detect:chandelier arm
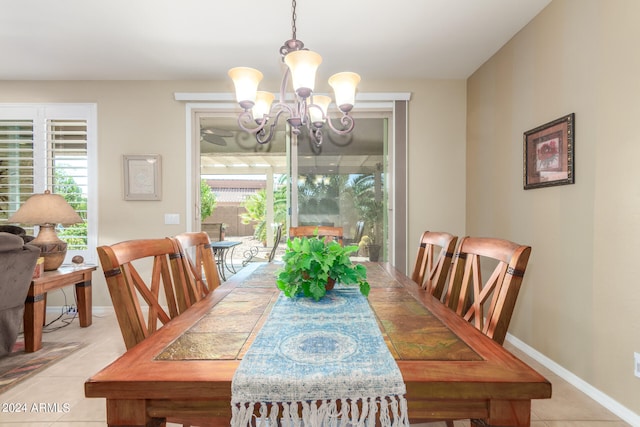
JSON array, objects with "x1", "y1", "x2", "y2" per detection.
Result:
[
  {"x1": 255, "y1": 107, "x2": 290, "y2": 144},
  {"x1": 323, "y1": 113, "x2": 356, "y2": 135},
  {"x1": 237, "y1": 111, "x2": 269, "y2": 135},
  {"x1": 309, "y1": 126, "x2": 323, "y2": 147},
  {"x1": 298, "y1": 98, "x2": 308, "y2": 127},
  {"x1": 279, "y1": 68, "x2": 291, "y2": 103},
  {"x1": 255, "y1": 121, "x2": 278, "y2": 145},
  {"x1": 272, "y1": 102, "x2": 295, "y2": 120}
]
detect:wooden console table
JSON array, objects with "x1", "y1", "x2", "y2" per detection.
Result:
[{"x1": 23, "y1": 264, "x2": 97, "y2": 352}]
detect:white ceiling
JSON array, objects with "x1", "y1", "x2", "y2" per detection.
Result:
[
  {"x1": 1, "y1": 0, "x2": 551, "y2": 81},
  {"x1": 3, "y1": 0, "x2": 552, "y2": 174}
]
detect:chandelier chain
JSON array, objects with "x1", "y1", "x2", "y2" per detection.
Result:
[{"x1": 291, "y1": 0, "x2": 297, "y2": 40}]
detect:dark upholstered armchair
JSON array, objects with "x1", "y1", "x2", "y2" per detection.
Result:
[
  {"x1": 0, "y1": 225, "x2": 35, "y2": 243},
  {"x1": 0, "y1": 232, "x2": 40, "y2": 356}
]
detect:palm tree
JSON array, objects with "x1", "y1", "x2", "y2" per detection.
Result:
[{"x1": 350, "y1": 173, "x2": 384, "y2": 244}]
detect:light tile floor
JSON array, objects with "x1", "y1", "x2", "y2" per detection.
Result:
[{"x1": 0, "y1": 311, "x2": 631, "y2": 426}]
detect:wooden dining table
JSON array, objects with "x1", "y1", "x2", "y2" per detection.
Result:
[{"x1": 84, "y1": 261, "x2": 551, "y2": 427}]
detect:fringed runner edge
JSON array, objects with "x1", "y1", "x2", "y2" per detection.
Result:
[{"x1": 231, "y1": 394, "x2": 410, "y2": 427}]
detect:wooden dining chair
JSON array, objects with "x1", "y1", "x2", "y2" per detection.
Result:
[
  {"x1": 443, "y1": 236, "x2": 532, "y2": 345},
  {"x1": 172, "y1": 231, "x2": 221, "y2": 301},
  {"x1": 98, "y1": 238, "x2": 223, "y2": 427},
  {"x1": 410, "y1": 231, "x2": 458, "y2": 300},
  {"x1": 96, "y1": 238, "x2": 191, "y2": 350},
  {"x1": 289, "y1": 225, "x2": 344, "y2": 245},
  {"x1": 436, "y1": 236, "x2": 531, "y2": 427}
]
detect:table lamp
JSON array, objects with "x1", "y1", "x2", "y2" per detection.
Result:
[{"x1": 8, "y1": 190, "x2": 83, "y2": 271}]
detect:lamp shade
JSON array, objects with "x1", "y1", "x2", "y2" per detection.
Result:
[
  {"x1": 228, "y1": 67, "x2": 264, "y2": 110},
  {"x1": 309, "y1": 95, "x2": 331, "y2": 125},
  {"x1": 252, "y1": 91, "x2": 275, "y2": 121},
  {"x1": 284, "y1": 50, "x2": 322, "y2": 98},
  {"x1": 8, "y1": 190, "x2": 82, "y2": 271},
  {"x1": 329, "y1": 72, "x2": 361, "y2": 112},
  {"x1": 8, "y1": 190, "x2": 82, "y2": 225}
]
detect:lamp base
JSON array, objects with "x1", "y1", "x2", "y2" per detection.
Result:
[{"x1": 29, "y1": 224, "x2": 68, "y2": 271}]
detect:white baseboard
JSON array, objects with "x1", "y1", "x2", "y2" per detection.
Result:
[
  {"x1": 90, "y1": 306, "x2": 115, "y2": 316},
  {"x1": 506, "y1": 333, "x2": 640, "y2": 426}
]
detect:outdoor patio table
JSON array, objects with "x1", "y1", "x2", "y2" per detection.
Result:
[{"x1": 209, "y1": 240, "x2": 241, "y2": 280}]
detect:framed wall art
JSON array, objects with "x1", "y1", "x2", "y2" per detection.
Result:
[
  {"x1": 123, "y1": 154, "x2": 162, "y2": 200},
  {"x1": 523, "y1": 113, "x2": 575, "y2": 190}
]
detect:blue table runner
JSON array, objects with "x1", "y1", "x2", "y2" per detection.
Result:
[{"x1": 230, "y1": 286, "x2": 409, "y2": 427}]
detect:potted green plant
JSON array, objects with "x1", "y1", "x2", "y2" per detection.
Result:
[
  {"x1": 366, "y1": 236, "x2": 382, "y2": 262},
  {"x1": 276, "y1": 234, "x2": 370, "y2": 301}
]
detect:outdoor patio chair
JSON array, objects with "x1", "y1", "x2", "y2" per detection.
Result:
[{"x1": 289, "y1": 226, "x2": 343, "y2": 245}]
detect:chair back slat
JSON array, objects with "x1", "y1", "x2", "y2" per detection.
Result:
[
  {"x1": 172, "y1": 232, "x2": 221, "y2": 303},
  {"x1": 289, "y1": 226, "x2": 344, "y2": 245},
  {"x1": 444, "y1": 236, "x2": 531, "y2": 345},
  {"x1": 411, "y1": 231, "x2": 458, "y2": 300},
  {"x1": 97, "y1": 237, "x2": 189, "y2": 350}
]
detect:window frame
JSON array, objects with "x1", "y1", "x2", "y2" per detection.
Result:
[{"x1": 0, "y1": 103, "x2": 98, "y2": 265}]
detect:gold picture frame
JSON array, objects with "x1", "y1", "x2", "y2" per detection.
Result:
[{"x1": 123, "y1": 154, "x2": 162, "y2": 200}]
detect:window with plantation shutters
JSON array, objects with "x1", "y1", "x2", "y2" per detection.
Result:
[{"x1": 0, "y1": 104, "x2": 97, "y2": 264}]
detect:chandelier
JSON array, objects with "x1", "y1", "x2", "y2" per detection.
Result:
[{"x1": 228, "y1": 0, "x2": 361, "y2": 147}]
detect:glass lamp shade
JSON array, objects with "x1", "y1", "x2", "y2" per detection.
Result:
[
  {"x1": 252, "y1": 91, "x2": 275, "y2": 121},
  {"x1": 228, "y1": 67, "x2": 264, "y2": 110},
  {"x1": 284, "y1": 50, "x2": 322, "y2": 99},
  {"x1": 7, "y1": 190, "x2": 82, "y2": 270},
  {"x1": 308, "y1": 95, "x2": 332, "y2": 125},
  {"x1": 328, "y1": 72, "x2": 361, "y2": 112}
]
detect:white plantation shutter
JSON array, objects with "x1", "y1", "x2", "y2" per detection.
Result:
[
  {"x1": 0, "y1": 119, "x2": 35, "y2": 217},
  {"x1": 0, "y1": 104, "x2": 97, "y2": 264},
  {"x1": 48, "y1": 119, "x2": 89, "y2": 250}
]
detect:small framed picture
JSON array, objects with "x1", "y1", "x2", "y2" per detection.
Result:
[
  {"x1": 523, "y1": 113, "x2": 575, "y2": 190},
  {"x1": 123, "y1": 154, "x2": 162, "y2": 200}
]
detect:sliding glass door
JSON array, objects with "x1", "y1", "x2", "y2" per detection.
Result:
[
  {"x1": 291, "y1": 117, "x2": 389, "y2": 260},
  {"x1": 192, "y1": 110, "x2": 392, "y2": 262}
]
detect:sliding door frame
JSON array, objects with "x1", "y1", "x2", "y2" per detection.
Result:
[{"x1": 177, "y1": 93, "x2": 410, "y2": 272}]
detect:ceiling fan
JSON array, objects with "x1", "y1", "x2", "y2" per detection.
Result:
[{"x1": 200, "y1": 127, "x2": 234, "y2": 147}]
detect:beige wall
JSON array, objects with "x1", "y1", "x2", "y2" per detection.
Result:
[
  {"x1": 467, "y1": 0, "x2": 640, "y2": 415},
  {"x1": 0, "y1": 80, "x2": 217, "y2": 307},
  {"x1": 0, "y1": 78, "x2": 467, "y2": 324},
  {"x1": 405, "y1": 80, "x2": 468, "y2": 255}
]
